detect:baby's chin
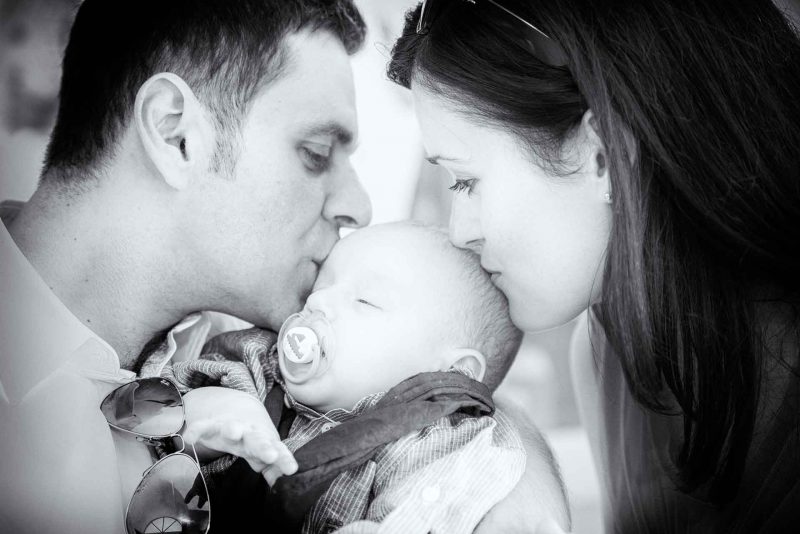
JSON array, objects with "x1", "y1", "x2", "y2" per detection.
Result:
[{"x1": 284, "y1": 378, "x2": 350, "y2": 413}]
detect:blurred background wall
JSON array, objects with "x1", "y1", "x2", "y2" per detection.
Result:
[{"x1": 0, "y1": 0, "x2": 73, "y2": 200}]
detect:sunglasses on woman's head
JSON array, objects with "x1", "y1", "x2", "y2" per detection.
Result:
[
  {"x1": 101, "y1": 377, "x2": 211, "y2": 534},
  {"x1": 416, "y1": 0, "x2": 569, "y2": 67}
]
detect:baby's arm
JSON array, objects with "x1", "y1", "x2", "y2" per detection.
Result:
[
  {"x1": 333, "y1": 414, "x2": 526, "y2": 534},
  {"x1": 181, "y1": 386, "x2": 297, "y2": 480}
]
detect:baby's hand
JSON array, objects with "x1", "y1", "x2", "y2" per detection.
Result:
[{"x1": 181, "y1": 386, "x2": 298, "y2": 483}]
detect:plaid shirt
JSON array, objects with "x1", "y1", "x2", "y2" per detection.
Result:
[{"x1": 155, "y1": 328, "x2": 526, "y2": 534}]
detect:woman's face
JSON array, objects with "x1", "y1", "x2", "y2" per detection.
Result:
[{"x1": 413, "y1": 87, "x2": 613, "y2": 332}]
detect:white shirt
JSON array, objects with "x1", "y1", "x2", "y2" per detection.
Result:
[{"x1": 0, "y1": 203, "x2": 245, "y2": 533}]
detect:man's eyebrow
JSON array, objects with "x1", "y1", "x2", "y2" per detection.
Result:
[{"x1": 300, "y1": 122, "x2": 356, "y2": 147}]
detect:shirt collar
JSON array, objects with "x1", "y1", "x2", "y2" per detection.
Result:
[
  {"x1": 0, "y1": 202, "x2": 242, "y2": 404},
  {"x1": 0, "y1": 207, "x2": 128, "y2": 403},
  {"x1": 138, "y1": 312, "x2": 206, "y2": 378}
]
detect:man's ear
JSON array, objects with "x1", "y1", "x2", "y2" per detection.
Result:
[
  {"x1": 445, "y1": 348, "x2": 487, "y2": 382},
  {"x1": 580, "y1": 109, "x2": 612, "y2": 204},
  {"x1": 134, "y1": 72, "x2": 214, "y2": 190}
]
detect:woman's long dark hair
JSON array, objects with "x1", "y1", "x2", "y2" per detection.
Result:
[{"x1": 389, "y1": 0, "x2": 800, "y2": 504}]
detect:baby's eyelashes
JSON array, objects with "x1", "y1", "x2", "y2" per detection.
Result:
[{"x1": 356, "y1": 298, "x2": 380, "y2": 310}]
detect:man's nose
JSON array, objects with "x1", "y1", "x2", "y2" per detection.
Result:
[
  {"x1": 324, "y1": 164, "x2": 372, "y2": 229},
  {"x1": 449, "y1": 194, "x2": 483, "y2": 252}
]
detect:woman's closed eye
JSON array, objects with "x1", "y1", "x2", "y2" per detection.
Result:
[
  {"x1": 448, "y1": 177, "x2": 478, "y2": 196},
  {"x1": 299, "y1": 142, "x2": 332, "y2": 174}
]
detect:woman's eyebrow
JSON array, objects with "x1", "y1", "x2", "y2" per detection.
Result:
[{"x1": 425, "y1": 155, "x2": 466, "y2": 165}]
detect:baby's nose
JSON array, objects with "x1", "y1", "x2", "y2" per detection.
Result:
[{"x1": 304, "y1": 288, "x2": 330, "y2": 316}]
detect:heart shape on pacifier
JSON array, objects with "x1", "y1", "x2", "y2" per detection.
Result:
[
  {"x1": 277, "y1": 311, "x2": 334, "y2": 384},
  {"x1": 283, "y1": 326, "x2": 320, "y2": 363}
]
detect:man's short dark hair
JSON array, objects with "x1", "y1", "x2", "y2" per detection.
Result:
[{"x1": 44, "y1": 0, "x2": 365, "y2": 181}]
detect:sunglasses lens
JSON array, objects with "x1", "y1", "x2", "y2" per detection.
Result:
[
  {"x1": 101, "y1": 377, "x2": 184, "y2": 437},
  {"x1": 126, "y1": 453, "x2": 210, "y2": 534},
  {"x1": 417, "y1": 0, "x2": 448, "y2": 34},
  {"x1": 486, "y1": 1, "x2": 569, "y2": 66},
  {"x1": 417, "y1": 0, "x2": 431, "y2": 33}
]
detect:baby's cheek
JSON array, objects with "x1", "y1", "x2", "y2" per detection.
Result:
[
  {"x1": 324, "y1": 367, "x2": 388, "y2": 410},
  {"x1": 283, "y1": 370, "x2": 358, "y2": 411},
  {"x1": 284, "y1": 378, "x2": 331, "y2": 409},
  {"x1": 350, "y1": 361, "x2": 393, "y2": 388}
]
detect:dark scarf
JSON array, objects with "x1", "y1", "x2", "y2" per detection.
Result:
[{"x1": 209, "y1": 371, "x2": 493, "y2": 533}]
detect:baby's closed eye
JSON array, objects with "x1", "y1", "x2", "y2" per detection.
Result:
[{"x1": 356, "y1": 298, "x2": 380, "y2": 309}]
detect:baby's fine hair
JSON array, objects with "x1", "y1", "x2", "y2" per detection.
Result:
[{"x1": 400, "y1": 221, "x2": 523, "y2": 391}]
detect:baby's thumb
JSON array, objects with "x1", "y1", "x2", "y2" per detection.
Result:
[{"x1": 181, "y1": 421, "x2": 211, "y2": 445}]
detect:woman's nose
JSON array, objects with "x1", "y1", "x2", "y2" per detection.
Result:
[{"x1": 449, "y1": 195, "x2": 484, "y2": 252}]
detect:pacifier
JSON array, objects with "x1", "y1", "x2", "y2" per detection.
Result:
[{"x1": 277, "y1": 311, "x2": 335, "y2": 384}]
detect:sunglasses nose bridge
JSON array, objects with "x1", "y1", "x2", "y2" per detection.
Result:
[
  {"x1": 138, "y1": 433, "x2": 186, "y2": 478},
  {"x1": 174, "y1": 433, "x2": 186, "y2": 453}
]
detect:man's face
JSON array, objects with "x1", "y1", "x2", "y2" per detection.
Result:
[{"x1": 186, "y1": 29, "x2": 371, "y2": 330}]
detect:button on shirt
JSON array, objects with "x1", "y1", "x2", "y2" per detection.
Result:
[{"x1": 0, "y1": 207, "x2": 244, "y2": 534}]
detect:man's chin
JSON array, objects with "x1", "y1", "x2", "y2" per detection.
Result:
[{"x1": 248, "y1": 298, "x2": 306, "y2": 332}]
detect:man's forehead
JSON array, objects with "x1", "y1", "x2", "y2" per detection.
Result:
[{"x1": 249, "y1": 29, "x2": 358, "y2": 141}]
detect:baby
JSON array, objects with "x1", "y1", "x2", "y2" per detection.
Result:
[{"x1": 173, "y1": 222, "x2": 570, "y2": 533}]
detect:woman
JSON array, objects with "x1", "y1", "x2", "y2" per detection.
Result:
[{"x1": 388, "y1": 1, "x2": 800, "y2": 532}]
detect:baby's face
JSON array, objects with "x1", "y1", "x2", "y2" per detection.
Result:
[{"x1": 283, "y1": 225, "x2": 466, "y2": 411}]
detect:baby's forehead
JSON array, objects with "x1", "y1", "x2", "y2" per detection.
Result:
[
  {"x1": 328, "y1": 224, "x2": 472, "y2": 287},
  {"x1": 337, "y1": 225, "x2": 460, "y2": 267}
]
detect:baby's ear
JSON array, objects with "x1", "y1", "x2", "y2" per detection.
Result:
[{"x1": 446, "y1": 348, "x2": 487, "y2": 382}]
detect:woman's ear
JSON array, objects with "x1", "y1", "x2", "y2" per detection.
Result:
[
  {"x1": 134, "y1": 72, "x2": 214, "y2": 190},
  {"x1": 445, "y1": 348, "x2": 487, "y2": 382},
  {"x1": 580, "y1": 109, "x2": 612, "y2": 204}
]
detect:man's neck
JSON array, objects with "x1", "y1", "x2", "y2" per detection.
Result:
[{"x1": 7, "y1": 183, "x2": 190, "y2": 369}]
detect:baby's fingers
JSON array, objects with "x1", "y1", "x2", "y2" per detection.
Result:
[
  {"x1": 220, "y1": 420, "x2": 246, "y2": 442},
  {"x1": 259, "y1": 445, "x2": 298, "y2": 487},
  {"x1": 183, "y1": 419, "x2": 245, "y2": 446},
  {"x1": 182, "y1": 420, "x2": 223, "y2": 446},
  {"x1": 240, "y1": 432, "x2": 292, "y2": 472},
  {"x1": 274, "y1": 443, "x2": 298, "y2": 476}
]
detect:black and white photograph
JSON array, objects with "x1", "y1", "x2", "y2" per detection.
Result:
[{"x1": 1, "y1": 1, "x2": 799, "y2": 533}]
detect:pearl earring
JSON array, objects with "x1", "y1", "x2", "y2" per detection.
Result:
[{"x1": 604, "y1": 192, "x2": 612, "y2": 204}]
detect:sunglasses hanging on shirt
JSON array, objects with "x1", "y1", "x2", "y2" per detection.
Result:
[{"x1": 101, "y1": 377, "x2": 211, "y2": 534}]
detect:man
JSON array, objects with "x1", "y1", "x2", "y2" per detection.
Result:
[
  {"x1": 0, "y1": 1, "x2": 370, "y2": 532},
  {"x1": 1, "y1": 0, "x2": 559, "y2": 532}
]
